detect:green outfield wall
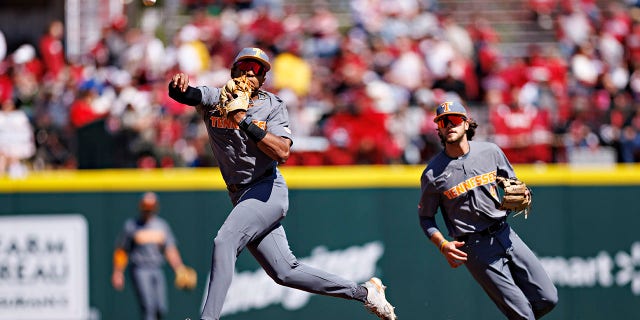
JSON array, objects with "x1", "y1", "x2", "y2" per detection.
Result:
[{"x1": 1, "y1": 164, "x2": 639, "y2": 320}]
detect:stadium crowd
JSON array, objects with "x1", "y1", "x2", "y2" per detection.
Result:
[{"x1": 1, "y1": 0, "x2": 640, "y2": 177}]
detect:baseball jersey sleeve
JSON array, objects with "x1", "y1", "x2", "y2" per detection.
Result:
[
  {"x1": 114, "y1": 219, "x2": 134, "y2": 252},
  {"x1": 494, "y1": 144, "x2": 516, "y2": 178},
  {"x1": 198, "y1": 86, "x2": 221, "y2": 108},
  {"x1": 418, "y1": 163, "x2": 444, "y2": 239},
  {"x1": 266, "y1": 95, "x2": 293, "y2": 142},
  {"x1": 160, "y1": 218, "x2": 177, "y2": 248}
]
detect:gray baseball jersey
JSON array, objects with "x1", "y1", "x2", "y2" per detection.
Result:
[
  {"x1": 116, "y1": 216, "x2": 176, "y2": 268},
  {"x1": 196, "y1": 86, "x2": 292, "y2": 185},
  {"x1": 418, "y1": 141, "x2": 515, "y2": 239}
]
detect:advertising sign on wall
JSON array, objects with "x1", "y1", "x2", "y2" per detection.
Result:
[{"x1": 0, "y1": 215, "x2": 89, "y2": 320}]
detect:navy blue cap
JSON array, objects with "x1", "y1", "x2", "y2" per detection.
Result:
[{"x1": 433, "y1": 101, "x2": 468, "y2": 122}]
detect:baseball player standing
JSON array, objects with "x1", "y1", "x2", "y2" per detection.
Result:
[
  {"x1": 111, "y1": 191, "x2": 196, "y2": 320},
  {"x1": 168, "y1": 47, "x2": 397, "y2": 320},
  {"x1": 417, "y1": 101, "x2": 558, "y2": 319}
]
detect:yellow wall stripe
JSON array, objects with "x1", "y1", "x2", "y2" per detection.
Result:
[{"x1": 1, "y1": 164, "x2": 639, "y2": 193}]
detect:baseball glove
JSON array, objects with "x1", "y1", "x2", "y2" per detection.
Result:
[
  {"x1": 496, "y1": 176, "x2": 532, "y2": 218},
  {"x1": 217, "y1": 76, "x2": 252, "y2": 118},
  {"x1": 174, "y1": 265, "x2": 197, "y2": 290}
]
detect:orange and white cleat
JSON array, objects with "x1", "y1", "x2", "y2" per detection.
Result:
[{"x1": 363, "y1": 277, "x2": 398, "y2": 320}]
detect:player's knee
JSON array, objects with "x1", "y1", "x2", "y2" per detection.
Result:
[
  {"x1": 273, "y1": 271, "x2": 293, "y2": 286},
  {"x1": 213, "y1": 233, "x2": 235, "y2": 251},
  {"x1": 272, "y1": 261, "x2": 300, "y2": 286},
  {"x1": 213, "y1": 231, "x2": 247, "y2": 258},
  {"x1": 213, "y1": 234, "x2": 226, "y2": 247}
]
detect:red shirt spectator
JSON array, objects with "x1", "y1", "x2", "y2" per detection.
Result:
[
  {"x1": 0, "y1": 69, "x2": 12, "y2": 103},
  {"x1": 247, "y1": 7, "x2": 285, "y2": 48},
  {"x1": 625, "y1": 23, "x2": 640, "y2": 62},
  {"x1": 155, "y1": 113, "x2": 183, "y2": 149},
  {"x1": 69, "y1": 89, "x2": 104, "y2": 128},
  {"x1": 490, "y1": 89, "x2": 553, "y2": 163},
  {"x1": 601, "y1": 2, "x2": 631, "y2": 43},
  {"x1": 322, "y1": 91, "x2": 400, "y2": 165},
  {"x1": 500, "y1": 58, "x2": 530, "y2": 89},
  {"x1": 39, "y1": 20, "x2": 66, "y2": 80}
]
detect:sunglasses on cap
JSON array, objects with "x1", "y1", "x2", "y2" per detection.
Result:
[
  {"x1": 234, "y1": 60, "x2": 264, "y2": 75},
  {"x1": 437, "y1": 115, "x2": 467, "y2": 129}
]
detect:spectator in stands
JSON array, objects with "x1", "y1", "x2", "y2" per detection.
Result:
[
  {"x1": 0, "y1": 98, "x2": 35, "y2": 178},
  {"x1": 69, "y1": 85, "x2": 113, "y2": 169},
  {"x1": 306, "y1": 6, "x2": 341, "y2": 57},
  {"x1": 11, "y1": 44, "x2": 42, "y2": 119},
  {"x1": 32, "y1": 112, "x2": 76, "y2": 170},
  {"x1": 69, "y1": 86, "x2": 105, "y2": 129},
  {"x1": 4, "y1": 0, "x2": 640, "y2": 168},
  {"x1": 0, "y1": 62, "x2": 13, "y2": 105},
  {"x1": 0, "y1": 29, "x2": 6, "y2": 63},
  {"x1": 490, "y1": 86, "x2": 553, "y2": 163},
  {"x1": 39, "y1": 20, "x2": 66, "y2": 81},
  {"x1": 272, "y1": 47, "x2": 312, "y2": 97},
  {"x1": 432, "y1": 60, "x2": 468, "y2": 102},
  {"x1": 620, "y1": 118, "x2": 640, "y2": 162},
  {"x1": 175, "y1": 24, "x2": 210, "y2": 77}
]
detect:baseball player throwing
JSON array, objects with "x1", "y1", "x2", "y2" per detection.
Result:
[
  {"x1": 168, "y1": 47, "x2": 397, "y2": 320},
  {"x1": 418, "y1": 101, "x2": 558, "y2": 319}
]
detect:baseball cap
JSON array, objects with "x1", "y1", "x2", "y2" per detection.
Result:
[
  {"x1": 139, "y1": 192, "x2": 158, "y2": 212},
  {"x1": 233, "y1": 47, "x2": 271, "y2": 72},
  {"x1": 433, "y1": 101, "x2": 468, "y2": 122}
]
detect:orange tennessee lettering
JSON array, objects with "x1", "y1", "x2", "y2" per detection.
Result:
[
  {"x1": 208, "y1": 117, "x2": 268, "y2": 131},
  {"x1": 463, "y1": 178, "x2": 476, "y2": 190},
  {"x1": 443, "y1": 189, "x2": 455, "y2": 199},
  {"x1": 209, "y1": 116, "x2": 240, "y2": 129},
  {"x1": 443, "y1": 170, "x2": 497, "y2": 200}
]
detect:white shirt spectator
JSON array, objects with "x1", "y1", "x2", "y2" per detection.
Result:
[
  {"x1": 559, "y1": 10, "x2": 592, "y2": 47},
  {"x1": 598, "y1": 32, "x2": 624, "y2": 66},
  {"x1": 387, "y1": 47, "x2": 427, "y2": 90},
  {"x1": 0, "y1": 29, "x2": 7, "y2": 62},
  {"x1": 422, "y1": 37, "x2": 456, "y2": 79},
  {"x1": 0, "y1": 101, "x2": 34, "y2": 160},
  {"x1": 0, "y1": 100, "x2": 34, "y2": 178}
]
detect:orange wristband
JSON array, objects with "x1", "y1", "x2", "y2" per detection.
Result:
[
  {"x1": 113, "y1": 249, "x2": 128, "y2": 270},
  {"x1": 439, "y1": 240, "x2": 449, "y2": 253}
]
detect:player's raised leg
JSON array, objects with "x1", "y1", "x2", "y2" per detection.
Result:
[{"x1": 247, "y1": 225, "x2": 398, "y2": 320}]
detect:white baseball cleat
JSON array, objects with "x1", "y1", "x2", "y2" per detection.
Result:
[{"x1": 363, "y1": 277, "x2": 398, "y2": 320}]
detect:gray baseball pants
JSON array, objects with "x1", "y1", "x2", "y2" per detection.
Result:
[
  {"x1": 130, "y1": 267, "x2": 168, "y2": 320},
  {"x1": 462, "y1": 224, "x2": 558, "y2": 319},
  {"x1": 200, "y1": 175, "x2": 361, "y2": 320}
]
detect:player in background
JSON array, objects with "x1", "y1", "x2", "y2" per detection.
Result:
[
  {"x1": 417, "y1": 101, "x2": 558, "y2": 319},
  {"x1": 168, "y1": 47, "x2": 397, "y2": 320},
  {"x1": 111, "y1": 191, "x2": 195, "y2": 320}
]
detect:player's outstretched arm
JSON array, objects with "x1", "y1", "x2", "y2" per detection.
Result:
[{"x1": 168, "y1": 72, "x2": 202, "y2": 106}]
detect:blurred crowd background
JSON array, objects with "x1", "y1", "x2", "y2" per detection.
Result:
[{"x1": 2, "y1": 0, "x2": 640, "y2": 178}]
